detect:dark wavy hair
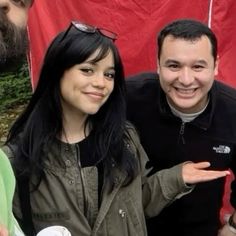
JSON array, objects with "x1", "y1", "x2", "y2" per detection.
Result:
[
  {"x1": 157, "y1": 19, "x2": 218, "y2": 62},
  {"x1": 6, "y1": 24, "x2": 138, "y2": 188}
]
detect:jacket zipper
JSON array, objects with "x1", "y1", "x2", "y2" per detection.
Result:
[
  {"x1": 76, "y1": 145, "x2": 89, "y2": 218},
  {"x1": 179, "y1": 122, "x2": 186, "y2": 144}
]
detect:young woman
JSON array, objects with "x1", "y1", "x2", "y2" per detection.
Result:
[{"x1": 4, "y1": 21, "x2": 229, "y2": 236}]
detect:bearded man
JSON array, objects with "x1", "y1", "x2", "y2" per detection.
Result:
[{"x1": 0, "y1": 1, "x2": 33, "y2": 235}]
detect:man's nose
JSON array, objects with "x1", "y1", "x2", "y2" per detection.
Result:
[
  {"x1": 179, "y1": 67, "x2": 194, "y2": 85},
  {"x1": 0, "y1": 0, "x2": 10, "y2": 14}
]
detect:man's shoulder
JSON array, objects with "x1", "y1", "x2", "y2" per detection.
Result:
[
  {"x1": 125, "y1": 72, "x2": 162, "y2": 120},
  {"x1": 126, "y1": 71, "x2": 159, "y2": 86},
  {"x1": 215, "y1": 80, "x2": 236, "y2": 103},
  {"x1": 125, "y1": 71, "x2": 160, "y2": 98}
]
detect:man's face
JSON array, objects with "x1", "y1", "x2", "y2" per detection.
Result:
[
  {"x1": 158, "y1": 35, "x2": 218, "y2": 114},
  {"x1": 0, "y1": 0, "x2": 32, "y2": 71}
]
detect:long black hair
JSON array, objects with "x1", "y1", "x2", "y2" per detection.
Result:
[{"x1": 6, "y1": 23, "x2": 138, "y2": 188}]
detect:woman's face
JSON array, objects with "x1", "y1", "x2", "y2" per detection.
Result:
[{"x1": 60, "y1": 49, "x2": 115, "y2": 119}]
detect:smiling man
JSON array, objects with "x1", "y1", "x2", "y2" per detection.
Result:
[
  {"x1": 0, "y1": 0, "x2": 33, "y2": 71},
  {"x1": 158, "y1": 34, "x2": 217, "y2": 114},
  {"x1": 126, "y1": 19, "x2": 236, "y2": 236}
]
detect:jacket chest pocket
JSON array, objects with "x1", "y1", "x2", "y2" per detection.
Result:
[{"x1": 107, "y1": 191, "x2": 145, "y2": 236}]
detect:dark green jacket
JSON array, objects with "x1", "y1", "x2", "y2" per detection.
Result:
[{"x1": 4, "y1": 126, "x2": 191, "y2": 236}]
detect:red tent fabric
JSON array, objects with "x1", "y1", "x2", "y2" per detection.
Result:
[
  {"x1": 210, "y1": 0, "x2": 236, "y2": 220},
  {"x1": 27, "y1": 0, "x2": 236, "y2": 222},
  {"x1": 28, "y1": 0, "x2": 210, "y2": 89},
  {"x1": 210, "y1": 0, "x2": 236, "y2": 87}
]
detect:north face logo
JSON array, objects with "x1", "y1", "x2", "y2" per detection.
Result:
[{"x1": 213, "y1": 145, "x2": 231, "y2": 154}]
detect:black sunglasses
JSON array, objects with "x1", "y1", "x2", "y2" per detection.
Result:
[{"x1": 61, "y1": 21, "x2": 118, "y2": 42}]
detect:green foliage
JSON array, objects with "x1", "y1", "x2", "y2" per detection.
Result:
[{"x1": 0, "y1": 61, "x2": 32, "y2": 112}]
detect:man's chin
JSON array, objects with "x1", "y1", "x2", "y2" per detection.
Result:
[{"x1": 0, "y1": 24, "x2": 28, "y2": 73}]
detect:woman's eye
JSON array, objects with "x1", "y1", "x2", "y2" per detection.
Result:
[
  {"x1": 80, "y1": 68, "x2": 93, "y2": 74},
  {"x1": 105, "y1": 72, "x2": 115, "y2": 80}
]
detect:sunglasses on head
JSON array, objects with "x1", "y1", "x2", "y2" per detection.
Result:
[{"x1": 61, "y1": 21, "x2": 118, "y2": 42}]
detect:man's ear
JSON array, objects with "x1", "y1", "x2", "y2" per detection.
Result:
[
  {"x1": 214, "y1": 55, "x2": 219, "y2": 77},
  {"x1": 157, "y1": 60, "x2": 160, "y2": 74}
]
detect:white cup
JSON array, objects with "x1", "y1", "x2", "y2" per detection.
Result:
[{"x1": 36, "y1": 226, "x2": 71, "y2": 236}]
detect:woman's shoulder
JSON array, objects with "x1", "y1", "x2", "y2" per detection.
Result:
[
  {"x1": 125, "y1": 122, "x2": 139, "y2": 139},
  {"x1": 124, "y1": 122, "x2": 143, "y2": 152}
]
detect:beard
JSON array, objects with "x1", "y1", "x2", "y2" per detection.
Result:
[{"x1": 0, "y1": 12, "x2": 28, "y2": 72}]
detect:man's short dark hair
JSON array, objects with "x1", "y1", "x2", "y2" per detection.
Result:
[{"x1": 157, "y1": 19, "x2": 218, "y2": 61}]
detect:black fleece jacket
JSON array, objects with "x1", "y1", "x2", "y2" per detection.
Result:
[{"x1": 126, "y1": 72, "x2": 236, "y2": 236}]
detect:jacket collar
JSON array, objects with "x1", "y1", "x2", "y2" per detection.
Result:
[{"x1": 158, "y1": 80, "x2": 217, "y2": 130}]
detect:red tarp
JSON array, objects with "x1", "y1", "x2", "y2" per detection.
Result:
[
  {"x1": 27, "y1": 0, "x2": 236, "y2": 221},
  {"x1": 210, "y1": 0, "x2": 236, "y2": 88},
  {"x1": 28, "y1": 0, "x2": 210, "y2": 89}
]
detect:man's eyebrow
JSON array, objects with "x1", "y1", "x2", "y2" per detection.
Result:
[
  {"x1": 164, "y1": 59, "x2": 180, "y2": 64},
  {"x1": 164, "y1": 59, "x2": 208, "y2": 65},
  {"x1": 195, "y1": 60, "x2": 208, "y2": 65}
]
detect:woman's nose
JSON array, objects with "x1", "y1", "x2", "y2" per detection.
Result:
[{"x1": 92, "y1": 74, "x2": 106, "y2": 88}]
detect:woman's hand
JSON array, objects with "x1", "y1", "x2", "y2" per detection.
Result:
[{"x1": 182, "y1": 162, "x2": 230, "y2": 184}]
